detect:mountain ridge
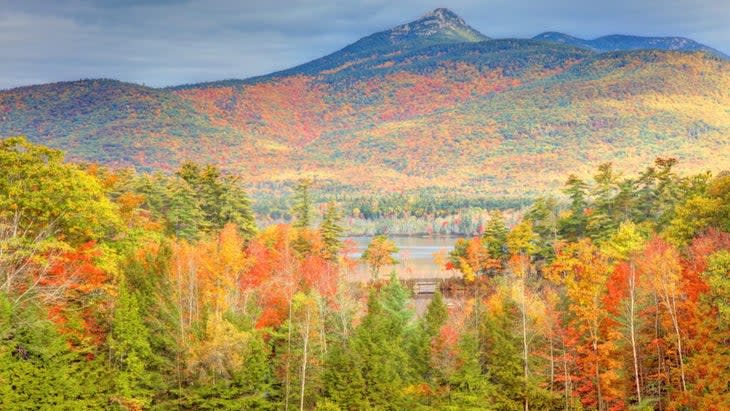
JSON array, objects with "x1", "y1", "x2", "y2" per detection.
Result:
[
  {"x1": 170, "y1": 8, "x2": 726, "y2": 89},
  {"x1": 532, "y1": 31, "x2": 729, "y2": 59},
  {"x1": 1, "y1": 8, "x2": 729, "y2": 201}
]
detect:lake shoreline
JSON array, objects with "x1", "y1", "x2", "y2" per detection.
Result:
[{"x1": 345, "y1": 233, "x2": 470, "y2": 239}]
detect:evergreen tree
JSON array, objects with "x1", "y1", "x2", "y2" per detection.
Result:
[
  {"x1": 220, "y1": 175, "x2": 258, "y2": 239},
  {"x1": 178, "y1": 163, "x2": 224, "y2": 229},
  {"x1": 122, "y1": 243, "x2": 182, "y2": 403},
  {"x1": 109, "y1": 279, "x2": 158, "y2": 409},
  {"x1": 587, "y1": 163, "x2": 620, "y2": 243},
  {"x1": 613, "y1": 178, "x2": 640, "y2": 223},
  {"x1": 653, "y1": 157, "x2": 682, "y2": 228},
  {"x1": 0, "y1": 294, "x2": 110, "y2": 409},
  {"x1": 635, "y1": 165, "x2": 659, "y2": 223},
  {"x1": 482, "y1": 210, "x2": 509, "y2": 262},
  {"x1": 423, "y1": 290, "x2": 448, "y2": 339},
  {"x1": 559, "y1": 174, "x2": 589, "y2": 241},
  {"x1": 413, "y1": 290, "x2": 449, "y2": 387},
  {"x1": 176, "y1": 161, "x2": 257, "y2": 238},
  {"x1": 322, "y1": 343, "x2": 367, "y2": 410},
  {"x1": 482, "y1": 294, "x2": 533, "y2": 410},
  {"x1": 446, "y1": 331, "x2": 496, "y2": 409},
  {"x1": 292, "y1": 178, "x2": 313, "y2": 229},
  {"x1": 292, "y1": 178, "x2": 314, "y2": 254},
  {"x1": 524, "y1": 196, "x2": 559, "y2": 261},
  {"x1": 704, "y1": 250, "x2": 730, "y2": 325},
  {"x1": 166, "y1": 177, "x2": 205, "y2": 241},
  {"x1": 320, "y1": 202, "x2": 344, "y2": 261},
  {"x1": 348, "y1": 275, "x2": 417, "y2": 409}
]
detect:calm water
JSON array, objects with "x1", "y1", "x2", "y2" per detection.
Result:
[{"x1": 343, "y1": 236, "x2": 464, "y2": 281}]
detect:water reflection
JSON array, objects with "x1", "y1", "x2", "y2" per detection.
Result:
[{"x1": 344, "y1": 236, "x2": 464, "y2": 281}]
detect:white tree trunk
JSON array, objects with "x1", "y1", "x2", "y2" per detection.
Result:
[
  {"x1": 628, "y1": 262, "x2": 642, "y2": 402},
  {"x1": 299, "y1": 306, "x2": 311, "y2": 411}
]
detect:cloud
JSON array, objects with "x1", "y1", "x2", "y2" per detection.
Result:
[{"x1": 0, "y1": 0, "x2": 728, "y2": 89}]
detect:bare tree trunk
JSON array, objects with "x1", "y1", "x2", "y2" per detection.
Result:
[
  {"x1": 176, "y1": 253, "x2": 185, "y2": 395},
  {"x1": 285, "y1": 299, "x2": 293, "y2": 411},
  {"x1": 591, "y1": 330, "x2": 603, "y2": 411},
  {"x1": 187, "y1": 257, "x2": 197, "y2": 328},
  {"x1": 667, "y1": 293, "x2": 687, "y2": 392},
  {"x1": 654, "y1": 293, "x2": 664, "y2": 410},
  {"x1": 299, "y1": 305, "x2": 311, "y2": 411},
  {"x1": 549, "y1": 332, "x2": 555, "y2": 391},
  {"x1": 318, "y1": 297, "x2": 327, "y2": 356},
  {"x1": 473, "y1": 278, "x2": 478, "y2": 346},
  {"x1": 628, "y1": 262, "x2": 642, "y2": 402},
  {"x1": 520, "y1": 275, "x2": 530, "y2": 411},
  {"x1": 562, "y1": 344, "x2": 570, "y2": 411}
]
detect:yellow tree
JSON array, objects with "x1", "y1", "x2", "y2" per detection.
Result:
[
  {"x1": 447, "y1": 237, "x2": 497, "y2": 282},
  {"x1": 636, "y1": 237, "x2": 688, "y2": 394},
  {"x1": 601, "y1": 222, "x2": 646, "y2": 404},
  {"x1": 547, "y1": 239, "x2": 622, "y2": 410},
  {"x1": 361, "y1": 235, "x2": 399, "y2": 281},
  {"x1": 199, "y1": 223, "x2": 248, "y2": 320}
]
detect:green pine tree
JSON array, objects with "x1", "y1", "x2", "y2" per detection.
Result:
[
  {"x1": 524, "y1": 196, "x2": 560, "y2": 261},
  {"x1": 322, "y1": 343, "x2": 367, "y2": 410},
  {"x1": 166, "y1": 177, "x2": 206, "y2": 241},
  {"x1": 292, "y1": 178, "x2": 313, "y2": 229},
  {"x1": 122, "y1": 242, "x2": 183, "y2": 405},
  {"x1": 292, "y1": 178, "x2": 314, "y2": 254},
  {"x1": 109, "y1": 278, "x2": 157, "y2": 409},
  {"x1": 587, "y1": 163, "x2": 620, "y2": 243},
  {"x1": 482, "y1": 211, "x2": 509, "y2": 263},
  {"x1": 320, "y1": 202, "x2": 344, "y2": 261},
  {"x1": 0, "y1": 294, "x2": 110, "y2": 410},
  {"x1": 347, "y1": 274, "x2": 418, "y2": 409},
  {"x1": 220, "y1": 175, "x2": 258, "y2": 239},
  {"x1": 176, "y1": 161, "x2": 257, "y2": 238},
  {"x1": 559, "y1": 174, "x2": 589, "y2": 241},
  {"x1": 446, "y1": 331, "x2": 497, "y2": 410},
  {"x1": 413, "y1": 290, "x2": 449, "y2": 389}
]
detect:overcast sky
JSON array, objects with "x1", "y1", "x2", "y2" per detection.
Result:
[{"x1": 1, "y1": 0, "x2": 728, "y2": 89}]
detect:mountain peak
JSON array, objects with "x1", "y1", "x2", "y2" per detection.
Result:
[
  {"x1": 419, "y1": 8, "x2": 463, "y2": 23},
  {"x1": 388, "y1": 8, "x2": 489, "y2": 45}
]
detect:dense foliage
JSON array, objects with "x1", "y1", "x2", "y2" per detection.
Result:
[{"x1": 1, "y1": 138, "x2": 729, "y2": 410}]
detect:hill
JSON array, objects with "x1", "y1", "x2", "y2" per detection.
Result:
[
  {"x1": 533, "y1": 32, "x2": 729, "y2": 58},
  {"x1": 1, "y1": 8, "x2": 729, "y2": 203}
]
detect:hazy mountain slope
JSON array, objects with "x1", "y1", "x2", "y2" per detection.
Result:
[{"x1": 533, "y1": 32, "x2": 729, "y2": 58}]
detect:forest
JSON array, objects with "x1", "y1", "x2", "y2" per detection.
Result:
[{"x1": 1, "y1": 136, "x2": 729, "y2": 410}]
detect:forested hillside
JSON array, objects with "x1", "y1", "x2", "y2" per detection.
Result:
[
  {"x1": 532, "y1": 32, "x2": 729, "y2": 58},
  {"x1": 2, "y1": 137, "x2": 730, "y2": 410},
  {"x1": 1, "y1": 9, "x2": 728, "y2": 203}
]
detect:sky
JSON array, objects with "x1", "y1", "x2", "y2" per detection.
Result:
[{"x1": 1, "y1": 0, "x2": 729, "y2": 89}]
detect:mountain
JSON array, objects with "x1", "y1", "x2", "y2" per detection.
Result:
[
  {"x1": 2, "y1": 8, "x2": 729, "y2": 202},
  {"x1": 178, "y1": 8, "x2": 490, "y2": 87},
  {"x1": 533, "y1": 32, "x2": 729, "y2": 58}
]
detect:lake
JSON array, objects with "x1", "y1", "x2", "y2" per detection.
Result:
[{"x1": 343, "y1": 236, "x2": 465, "y2": 281}]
